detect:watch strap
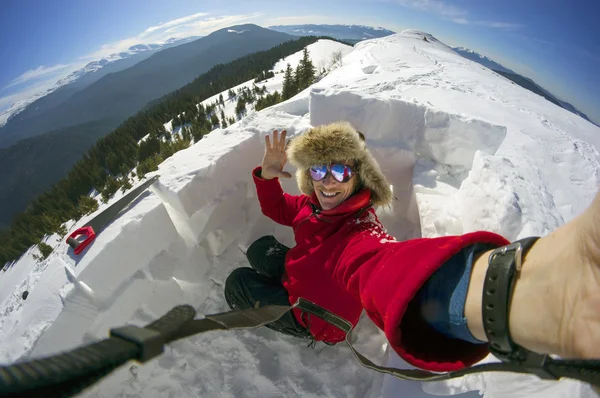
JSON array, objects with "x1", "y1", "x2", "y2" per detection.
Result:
[{"x1": 482, "y1": 237, "x2": 560, "y2": 379}]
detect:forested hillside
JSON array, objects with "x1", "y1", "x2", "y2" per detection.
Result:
[{"x1": 0, "y1": 36, "x2": 324, "y2": 266}]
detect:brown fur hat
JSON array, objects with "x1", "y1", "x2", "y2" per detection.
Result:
[{"x1": 286, "y1": 121, "x2": 393, "y2": 206}]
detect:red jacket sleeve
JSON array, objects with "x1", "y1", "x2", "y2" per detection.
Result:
[
  {"x1": 252, "y1": 166, "x2": 307, "y2": 227},
  {"x1": 334, "y1": 227, "x2": 510, "y2": 372}
]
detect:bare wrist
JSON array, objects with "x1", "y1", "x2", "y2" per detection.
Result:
[{"x1": 257, "y1": 167, "x2": 274, "y2": 180}]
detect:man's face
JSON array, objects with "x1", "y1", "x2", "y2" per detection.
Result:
[{"x1": 311, "y1": 162, "x2": 358, "y2": 210}]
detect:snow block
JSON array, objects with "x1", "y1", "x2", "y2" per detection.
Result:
[
  {"x1": 29, "y1": 285, "x2": 100, "y2": 357},
  {"x1": 273, "y1": 94, "x2": 310, "y2": 116},
  {"x1": 422, "y1": 108, "x2": 506, "y2": 168},
  {"x1": 369, "y1": 146, "x2": 422, "y2": 241},
  {"x1": 31, "y1": 237, "x2": 210, "y2": 357},
  {"x1": 83, "y1": 276, "x2": 187, "y2": 340},
  {"x1": 309, "y1": 88, "x2": 506, "y2": 170},
  {"x1": 72, "y1": 197, "x2": 180, "y2": 298}
]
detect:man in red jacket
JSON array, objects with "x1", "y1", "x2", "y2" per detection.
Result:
[
  {"x1": 225, "y1": 122, "x2": 600, "y2": 373},
  {"x1": 225, "y1": 122, "x2": 385, "y2": 343}
]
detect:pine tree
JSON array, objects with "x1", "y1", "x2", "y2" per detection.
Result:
[
  {"x1": 294, "y1": 64, "x2": 302, "y2": 92},
  {"x1": 255, "y1": 91, "x2": 282, "y2": 111},
  {"x1": 77, "y1": 196, "x2": 98, "y2": 216},
  {"x1": 219, "y1": 93, "x2": 224, "y2": 106},
  {"x1": 101, "y1": 176, "x2": 121, "y2": 203},
  {"x1": 172, "y1": 115, "x2": 181, "y2": 130},
  {"x1": 211, "y1": 113, "x2": 220, "y2": 128},
  {"x1": 37, "y1": 242, "x2": 53, "y2": 259},
  {"x1": 181, "y1": 126, "x2": 192, "y2": 142},
  {"x1": 282, "y1": 64, "x2": 295, "y2": 100},
  {"x1": 120, "y1": 177, "x2": 133, "y2": 193},
  {"x1": 297, "y1": 48, "x2": 316, "y2": 90},
  {"x1": 235, "y1": 98, "x2": 246, "y2": 116}
]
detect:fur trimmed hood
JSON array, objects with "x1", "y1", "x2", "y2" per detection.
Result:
[{"x1": 286, "y1": 121, "x2": 393, "y2": 206}]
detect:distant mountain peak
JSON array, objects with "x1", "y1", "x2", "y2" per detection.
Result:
[
  {"x1": 208, "y1": 24, "x2": 268, "y2": 37},
  {"x1": 127, "y1": 44, "x2": 154, "y2": 52},
  {"x1": 268, "y1": 24, "x2": 395, "y2": 43}
]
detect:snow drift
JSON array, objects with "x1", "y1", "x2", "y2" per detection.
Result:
[{"x1": 1, "y1": 30, "x2": 599, "y2": 398}]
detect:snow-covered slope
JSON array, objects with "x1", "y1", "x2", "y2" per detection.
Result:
[
  {"x1": 273, "y1": 39, "x2": 351, "y2": 72},
  {"x1": 0, "y1": 100, "x2": 34, "y2": 128},
  {"x1": 1, "y1": 30, "x2": 599, "y2": 398}
]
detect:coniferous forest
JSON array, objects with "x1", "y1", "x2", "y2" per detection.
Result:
[{"x1": 0, "y1": 36, "x2": 336, "y2": 266}]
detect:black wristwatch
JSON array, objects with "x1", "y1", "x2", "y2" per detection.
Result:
[{"x1": 482, "y1": 237, "x2": 559, "y2": 380}]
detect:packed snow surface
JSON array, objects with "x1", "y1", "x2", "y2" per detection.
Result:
[{"x1": 1, "y1": 30, "x2": 599, "y2": 398}]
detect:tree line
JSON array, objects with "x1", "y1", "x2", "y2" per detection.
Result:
[
  {"x1": 0, "y1": 36, "x2": 327, "y2": 266},
  {"x1": 256, "y1": 47, "x2": 317, "y2": 111}
]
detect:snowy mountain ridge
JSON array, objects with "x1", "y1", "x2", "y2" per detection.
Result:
[
  {"x1": 0, "y1": 37, "x2": 197, "y2": 127},
  {"x1": 451, "y1": 46, "x2": 515, "y2": 74},
  {"x1": 53, "y1": 44, "x2": 165, "y2": 87},
  {"x1": 451, "y1": 46, "x2": 595, "y2": 125},
  {"x1": 1, "y1": 30, "x2": 599, "y2": 398}
]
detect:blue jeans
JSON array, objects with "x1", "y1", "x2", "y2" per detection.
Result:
[{"x1": 416, "y1": 243, "x2": 496, "y2": 344}]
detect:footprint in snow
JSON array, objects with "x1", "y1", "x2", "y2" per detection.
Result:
[{"x1": 362, "y1": 65, "x2": 378, "y2": 74}]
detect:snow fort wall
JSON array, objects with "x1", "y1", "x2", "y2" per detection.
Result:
[
  {"x1": 150, "y1": 110, "x2": 313, "y2": 255},
  {"x1": 70, "y1": 196, "x2": 179, "y2": 296},
  {"x1": 309, "y1": 88, "x2": 506, "y2": 171}
]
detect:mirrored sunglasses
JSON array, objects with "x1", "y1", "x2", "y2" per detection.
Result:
[{"x1": 309, "y1": 163, "x2": 355, "y2": 183}]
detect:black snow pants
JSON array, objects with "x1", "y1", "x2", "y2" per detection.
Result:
[{"x1": 224, "y1": 235, "x2": 311, "y2": 339}]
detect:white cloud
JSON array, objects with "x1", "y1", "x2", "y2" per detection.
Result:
[
  {"x1": 388, "y1": 0, "x2": 522, "y2": 30},
  {"x1": 143, "y1": 12, "x2": 209, "y2": 34},
  {"x1": 4, "y1": 64, "x2": 73, "y2": 89},
  {"x1": 81, "y1": 13, "x2": 262, "y2": 61}
]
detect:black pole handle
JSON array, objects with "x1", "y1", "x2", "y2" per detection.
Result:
[
  {"x1": 67, "y1": 237, "x2": 79, "y2": 250},
  {"x1": 0, "y1": 337, "x2": 138, "y2": 398},
  {"x1": 0, "y1": 305, "x2": 196, "y2": 398}
]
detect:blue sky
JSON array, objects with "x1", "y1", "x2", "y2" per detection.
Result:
[{"x1": 1, "y1": 0, "x2": 599, "y2": 124}]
